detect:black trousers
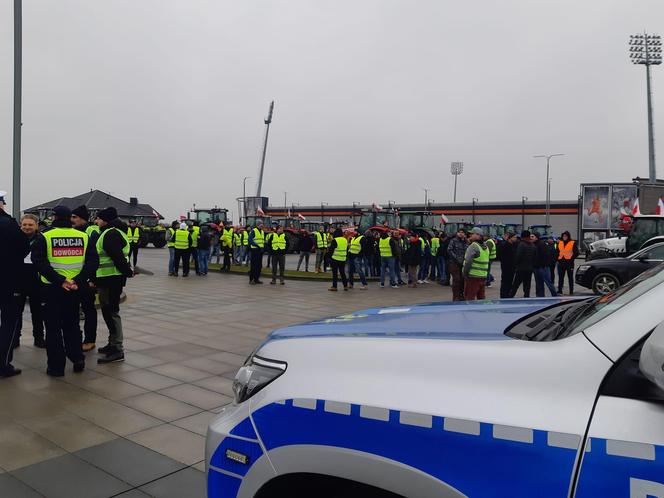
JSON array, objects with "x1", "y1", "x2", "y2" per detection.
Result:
[
  {"x1": 331, "y1": 259, "x2": 348, "y2": 289},
  {"x1": 511, "y1": 270, "x2": 533, "y2": 298},
  {"x1": 500, "y1": 267, "x2": 515, "y2": 299},
  {"x1": 13, "y1": 285, "x2": 45, "y2": 344},
  {"x1": 249, "y1": 249, "x2": 263, "y2": 282},
  {"x1": 557, "y1": 260, "x2": 574, "y2": 293},
  {"x1": 0, "y1": 291, "x2": 19, "y2": 373},
  {"x1": 222, "y1": 247, "x2": 232, "y2": 271},
  {"x1": 80, "y1": 284, "x2": 98, "y2": 343},
  {"x1": 190, "y1": 248, "x2": 199, "y2": 274},
  {"x1": 44, "y1": 285, "x2": 84, "y2": 374},
  {"x1": 98, "y1": 281, "x2": 124, "y2": 351},
  {"x1": 129, "y1": 243, "x2": 139, "y2": 267},
  {"x1": 174, "y1": 249, "x2": 190, "y2": 275}
]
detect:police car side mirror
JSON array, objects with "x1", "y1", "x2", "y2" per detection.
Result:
[{"x1": 640, "y1": 321, "x2": 664, "y2": 392}]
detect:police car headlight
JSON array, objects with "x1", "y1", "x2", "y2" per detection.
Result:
[
  {"x1": 232, "y1": 355, "x2": 287, "y2": 404},
  {"x1": 577, "y1": 265, "x2": 591, "y2": 273}
]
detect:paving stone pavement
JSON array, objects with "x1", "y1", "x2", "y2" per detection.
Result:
[{"x1": 0, "y1": 248, "x2": 503, "y2": 497}]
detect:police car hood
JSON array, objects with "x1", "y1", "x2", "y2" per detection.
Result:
[{"x1": 265, "y1": 298, "x2": 577, "y2": 342}]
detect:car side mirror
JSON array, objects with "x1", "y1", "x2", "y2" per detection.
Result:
[{"x1": 640, "y1": 321, "x2": 664, "y2": 392}]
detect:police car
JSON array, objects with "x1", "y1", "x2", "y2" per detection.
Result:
[{"x1": 207, "y1": 264, "x2": 664, "y2": 498}]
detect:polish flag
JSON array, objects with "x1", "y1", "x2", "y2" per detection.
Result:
[
  {"x1": 256, "y1": 207, "x2": 265, "y2": 216},
  {"x1": 297, "y1": 213, "x2": 306, "y2": 221},
  {"x1": 632, "y1": 199, "x2": 641, "y2": 216},
  {"x1": 657, "y1": 197, "x2": 664, "y2": 215},
  {"x1": 441, "y1": 213, "x2": 449, "y2": 224},
  {"x1": 287, "y1": 209, "x2": 291, "y2": 218},
  {"x1": 372, "y1": 203, "x2": 383, "y2": 211}
]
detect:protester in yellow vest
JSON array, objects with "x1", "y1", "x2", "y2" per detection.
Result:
[
  {"x1": 190, "y1": 222, "x2": 201, "y2": 275},
  {"x1": 314, "y1": 226, "x2": 329, "y2": 273},
  {"x1": 327, "y1": 228, "x2": 349, "y2": 291},
  {"x1": 221, "y1": 224, "x2": 234, "y2": 272},
  {"x1": 270, "y1": 225, "x2": 287, "y2": 285},
  {"x1": 32, "y1": 205, "x2": 99, "y2": 376},
  {"x1": 126, "y1": 219, "x2": 142, "y2": 270},
  {"x1": 94, "y1": 207, "x2": 134, "y2": 364},
  {"x1": 248, "y1": 222, "x2": 265, "y2": 284},
  {"x1": 462, "y1": 228, "x2": 489, "y2": 301}
]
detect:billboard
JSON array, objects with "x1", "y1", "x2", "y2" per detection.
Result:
[
  {"x1": 610, "y1": 185, "x2": 638, "y2": 230},
  {"x1": 582, "y1": 185, "x2": 610, "y2": 230}
]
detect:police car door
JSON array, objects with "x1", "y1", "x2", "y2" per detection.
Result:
[{"x1": 574, "y1": 331, "x2": 664, "y2": 497}]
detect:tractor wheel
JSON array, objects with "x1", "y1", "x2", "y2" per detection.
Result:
[
  {"x1": 285, "y1": 232, "x2": 300, "y2": 253},
  {"x1": 152, "y1": 238, "x2": 167, "y2": 248}
]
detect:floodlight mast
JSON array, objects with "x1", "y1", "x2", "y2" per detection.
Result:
[
  {"x1": 451, "y1": 162, "x2": 464, "y2": 203},
  {"x1": 256, "y1": 101, "x2": 275, "y2": 198},
  {"x1": 630, "y1": 32, "x2": 662, "y2": 183}
]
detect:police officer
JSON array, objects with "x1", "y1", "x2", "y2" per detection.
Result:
[
  {"x1": 0, "y1": 191, "x2": 30, "y2": 378},
  {"x1": 32, "y1": 205, "x2": 99, "y2": 376},
  {"x1": 71, "y1": 205, "x2": 100, "y2": 352},
  {"x1": 12, "y1": 214, "x2": 46, "y2": 349},
  {"x1": 126, "y1": 219, "x2": 142, "y2": 269},
  {"x1": 95, "y1": 207, "x2": 133, "y2": 364},
  {"x1": 248, "y1": 222, "x2": 265, "y2": 284}
]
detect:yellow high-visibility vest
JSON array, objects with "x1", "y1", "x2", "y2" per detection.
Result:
[
  {"x1": 332, "y1": 237, "x2": 348, "y2": 262},
  {"x1": 96, "y1": 228, "x2": 129, "y2": 278},
  {"x1": 379, "y1": 237, "x2": 393, "y2": 257},
  {"x1": 42, "y1": 228, "x2": 89, "y2": 284}
]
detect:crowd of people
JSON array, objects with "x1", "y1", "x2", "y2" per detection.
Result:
[
  {"x1": 0, "y1": 192, "x2": 133, "y2": 379},
  {"x1": 174, "y1": 220, "x2": 578, "y2": 299}
]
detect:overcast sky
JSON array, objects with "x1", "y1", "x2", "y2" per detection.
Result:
[{"x1": 1, "y1": 0, "x2": 663, "y2": 220}]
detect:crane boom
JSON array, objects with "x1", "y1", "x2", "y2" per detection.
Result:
[{"x1": 256, "y1": 101, "x2": 274, "y2": 198}]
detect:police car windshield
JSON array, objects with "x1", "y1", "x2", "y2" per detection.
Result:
[{"x1": 506, "y1": 263, "x2": 664, "y2": 341}]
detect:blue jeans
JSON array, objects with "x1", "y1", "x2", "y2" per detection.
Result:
[
  {"x1": 436, "y1": 257, "x2": 447, "y2": 282},
  {"x1": 348, "y1": 256, "x2": 367, "y2": 286},
  {"x1": 380, "y1": 257, "x2": 396, "y2": 286},
  {"x1": 534, "y1": 267, "x2": 557, "y2": 297},
  {"x1": 241, "y1": 246, "x2": 249, "y2": 264},
  {"x1": 198, "y1": 249, "x2": 210, "y2": 274},
  {"x1": 210, "y1": 245, "x2": 220, "y2": 263},
  {"x1": 168, "y1": 247, "x2": 175, "y2": 274},
  {"x1": 233, "y1": 247, "x2": 241, "y2": 264},
  {"x1": 418, "y1": 256, "x2": 430, "y2": 281}
]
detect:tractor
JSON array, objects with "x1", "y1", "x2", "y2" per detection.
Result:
[
  {"x1": 188, "y1": 208, "x2": 229, "y2": 228},
  {"x1": 399, "y1": 211, "x2": 436, "y2": 238},
  {"x1": 135, "y1": 216, "x2": 167, "y2": 248},
  {"x1": 272, "y1": 216, "x2": 305, "y2": 253},
  {"x1": 358, "y1": 208, "x2": 399, "y2": 234}
]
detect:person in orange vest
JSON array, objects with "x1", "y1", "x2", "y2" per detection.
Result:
[{"x1": 556, "y1": 231, "x2": 578, "y2": 295}]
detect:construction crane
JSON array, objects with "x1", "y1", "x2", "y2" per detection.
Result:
[{"x1": 256, "y1": 101, "x2": 275, "y2": 198}]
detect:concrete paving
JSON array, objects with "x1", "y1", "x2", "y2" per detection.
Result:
[{"x1": 0, "y1": 248, "x2": 580, "y2": 497}]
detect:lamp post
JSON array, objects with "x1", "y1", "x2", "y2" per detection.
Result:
[
  {"x1": 521, "y1": 196, "x2": 528, "y2": 229},
  {"x1": 630, "y1": 33, "x2": 662, "y2": 183},
  {"x1": 472, "y1": 197, "x2": 478, "y2": 224},
  {"x1": 283, "y1": 191, "x2": 287, "y2": 215},
  {"x1": 451, "y1": 162, "x2": 463, "y2": 203},
  {"x1": 533, "y1": 154, "x2": 564, "y2": 226},
  {"x1": 242, "y1": 176, "x2": 251, "y2": 224},
  {"x1": 320, "y1": 202, "x2": 328, "y2": 223},
  {"x1": 352, "y1": 201, "x2": 360, "y2": 226},
  {"x1": 423, "y1": 188, "x2": 430, "y2": 210},
  {"x1": 12, "y1": 0, "x2": 22, "y2": 216}
]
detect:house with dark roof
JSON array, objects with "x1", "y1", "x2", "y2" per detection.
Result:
[{"x1": 25, "y1": 190, "x2": 163, "y2": 221}]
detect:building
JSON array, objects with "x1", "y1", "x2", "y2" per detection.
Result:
[{"x1": 25, "y1": 190, "x2": 163, "y2": 222}]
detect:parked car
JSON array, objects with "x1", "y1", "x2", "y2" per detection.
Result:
[
  {"x1": 576, "y1": 242, "x2": 664, "y2": 295},
  {"x1": 207, "y1": 264, "x2": 664, "y2": 498}
]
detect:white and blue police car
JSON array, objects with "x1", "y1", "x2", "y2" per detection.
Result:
[{"x1": 207, "y1": 264, "x2": 664, "y2": 498}]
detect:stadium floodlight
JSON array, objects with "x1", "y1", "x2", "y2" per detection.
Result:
[
  {"x1": 630, "y1": 32, "x2": 661, "y2": 183},
  {"x1": 451, "y1": 162, "x2": 464, "y2": 203}
]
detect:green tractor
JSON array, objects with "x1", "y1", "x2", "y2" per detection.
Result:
[
  {"x1": 399, "y1": 211, "x2": 436, "y2": 238},
  {"x1": 188, "y1": 208, "x2": 229, "y2": 228},
  {"x1": 135, "y1": 216, "x2": 167, "y2": 248}
]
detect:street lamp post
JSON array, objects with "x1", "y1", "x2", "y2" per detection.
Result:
[
  {"x1": 283, "y1": 191, "x2": 287, "y2": 215},
  {"x1": 242, "y1": 176, "x2": 251, "y2": 224},
  {"x1": 450, "y1": 162, "x2": 463, "y2": 203},
  {"x1": 423, "y1": 188, "x2": 430, "y2": 209},
  {"x1": 533, "y1": 154, "x2": 564, "y2": 226},
  {"x1": 12, "y1": 0, "x2": 22, "y2": 217},
  {"x1": 630, "y1": 33, "x2": 662, "y2": 183},
  {"x1": 521, "y1": 196, "x2": 528, "y2": 229},
  {"x1": 472, "y1": 197, "x2": 478, "y2": 224},
  {"x1": 321, "y1": 202, "x2": 328, "y2": 223}
]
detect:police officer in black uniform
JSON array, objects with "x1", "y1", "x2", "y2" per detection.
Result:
[
  {"x1": 32, "y1": 206, "x2": 98, "y2": 376},
  {"x1": 0, "y1": 191, "x2": 30, "y2": 378},
  {"x1": 71, "y1": 205, "x2": 100, "y2": 352}
]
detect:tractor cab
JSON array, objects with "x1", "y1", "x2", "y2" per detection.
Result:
[
  {"x1": 188, "y1": 208, "x2": 229, "y2": 227},
  {"x1": 443, "y1": 222, "x2": 474, "y2": 237},
  {"x1": 476, "y1": 223, "x2": 505, "y2": 240},
  {"x1": 400, "y1": 211, "x2": 436, "y2": 238},
  {"x1": 133, "y1": 215, "x2": 166, "y2": 248},
  {"x1": 245, "y1": 215, "x2": 272, "y2": 228},
  {"x1": 528, "y1": 224, "x2": 554, "y2": 239},
  {"x1": 626, "y1": 215, "x2": 664, "y2": 253},
  {"x1": 503, "y1": 223, "x2": 523, "y2": 237},
  {"x1": 358, "y1": 208, "x2": 398, "y2": 233}
]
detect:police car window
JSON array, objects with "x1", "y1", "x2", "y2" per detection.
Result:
[{"x1": 506, "y1": 263, "x2": 664, "y2": 341}]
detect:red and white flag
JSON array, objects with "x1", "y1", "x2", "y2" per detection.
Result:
[
  {"x1": 256, "y1": 207, "x2": 265, "y2": 216},
  {"x1": 657, "y1": 197, "x2": 664, "y2": 215},
  {"x1": 287, "y1": 209, "x2": 291, "y2": 218},
  {"x1": 372, "y1": 203, "x2": 383, "y2": 211},
  {"x1": 441, "y1": 213, "x2": 449, "y2": 224},
  {"x1": 632, "y1": 199, "x2": 641, "y2": 216},
  {"x1": 297, "y1": 213, "x2": 306, "y2": 221}
]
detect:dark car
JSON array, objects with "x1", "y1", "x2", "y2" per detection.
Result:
[{"x1": 576, "y1": 242, "x2": 664, "y2": 295}]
